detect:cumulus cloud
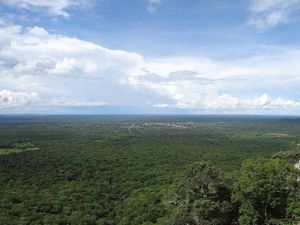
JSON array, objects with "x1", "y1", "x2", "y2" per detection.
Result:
[
  {"x1": 0, "y1": 24, "x2": 143, "y2": 79},
  {"x1": 0, "y1": 0, "x2": 87, "y2": 17},
  {"x1": 127, "y1": 52, "x2": 300, "y2": 110},
  {"x1": 1, "y1": 23, "x2": 300, "y2": 113},
  {"x1": 248, "y1": 0, "x2": 300, "y2": 29},
  {"x1": 0, "y1": 89, "x2": 37, "y2": 108},
  {"x1": 204, "y1": 93, "x2": 300, "y2": 111},
  {"x1": 150, "y1": 92, "x2": 300, "y2": 113},
  {"x1": 0, "y1": 23, "x2": 144, "y2": 111}
]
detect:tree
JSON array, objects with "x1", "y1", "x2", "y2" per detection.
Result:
[
  {"x1": 168, "y1": 162, "x2": 237, "y2": 225},
  {"x1": 233, "y1": 158, "x2": 300, "y2": 225},
  {"x1": 272, "y1": 150, "x2": 300, "y2": 164}
]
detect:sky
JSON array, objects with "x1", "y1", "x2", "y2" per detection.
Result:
[{"x1": 0, "y1": 0, "x2": 300, "y2": 114}]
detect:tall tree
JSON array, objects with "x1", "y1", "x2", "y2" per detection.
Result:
[{"x1": 233, "y1": 158, "x2": 300, "y2": 225}]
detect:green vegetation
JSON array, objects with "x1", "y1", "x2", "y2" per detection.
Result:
[
  {"x1": 0, "y1": 115, "x2": 299, "y2": 224},
  {"x1": 0, "y1": 142, "x2": 39, "y2": 155},
  {"x1": 233, "y1": 158, "x2": 300, "y2": 225},
  {"x1": 163, "y1": 162, "x2": 236, "y2": 225}
]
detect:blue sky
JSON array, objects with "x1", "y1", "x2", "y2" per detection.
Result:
[{"x1": 1, "y1": 0, "x2": 300, "y2": 114}]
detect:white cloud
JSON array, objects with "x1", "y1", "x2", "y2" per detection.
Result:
[
  {"x1": 248, "y1": 0, "x2": 300, "y2": 29},
  {"x1": 45, "y1": 97, "x2": 106, "y2": 107},
  {"x1": 152, "y1": 103, "x2": 172, "y2": 108},
  {"x1": 151, "y1": 92, "x2": 300, "y2": 113},
  {"x1": 127, "y1": 51, "x2": 300, "y2": 110},
  {"x1": 0, "y1": 0, "x2": 87, "y2": 17},
  {"x1": 0, "y1": 23, "x2": 144, "y2": 111},
  {"x1": 0, "y1": 24, "x2": 143, "y2": 79},
  {"x1": 2, "y1": 23, "x2": 300, "y2": 113},
  {"x1": 147, "y1": 0, "x2": 163, "y2": 13},
  {"x1": 204, "y1": 93, "x2": 300, "y2": 111},
  {"x1": 0, "y1": 89, "x2": 37, "y2": 108}
]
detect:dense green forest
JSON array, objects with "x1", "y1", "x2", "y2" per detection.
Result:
[{"x1": 0, "y1": 115, "x2": 299, "y2": 225}]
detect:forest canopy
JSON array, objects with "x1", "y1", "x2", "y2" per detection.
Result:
[{"x1": 0, "y1": 116, "x2": 299, "y2": 225}]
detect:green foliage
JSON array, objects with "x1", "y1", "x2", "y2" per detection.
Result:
[
  {"x1": 168, "y1": 162, "x2": 237, "y2": 225},
  {"x1": 238, "y1": 202, "x2": 257, "y2": 225},
  {"x1": 115, "y1": 187, "x2": 168, "y2": 225},
  {"x1": 272, "y1": 150, "x2": 300, "y2": 164},
  {"x1": 0, "y1": 142, "x2": 39, "y2": 155},
  {"x1": 233, "y1": 158, "x2": 300, "y2": 225},
  {"x1": 0, "y1": 116, "x2": 300, "y2": 224}
]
